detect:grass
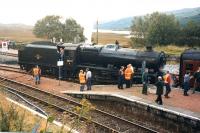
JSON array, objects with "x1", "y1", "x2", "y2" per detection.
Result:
[
  {"x1": 154, "y1": 45, "x2": 189, "y2": 55},
  {"x1": 0, "y1": 91, "x2": 67, "y2": 132},
  {"x1": 92, "y1": 32, "x2": 130, "y2": 47},
  {"x1": 92, "y1": 32, "x2": 191, "y2": 55},
  {"x1": 0, "y1": 26, "x2": 192, "y2": 55},
  {"x1": 0, "y1": 27, "x2": 45, "y2": 43}
]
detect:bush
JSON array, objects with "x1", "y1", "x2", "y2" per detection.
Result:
[{"x1": 0, "y1": 104, "x2": 26, "y2": 132}]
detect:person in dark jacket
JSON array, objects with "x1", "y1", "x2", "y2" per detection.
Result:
[
  {"x1": 193, "y1": 67, "x2": 200, "y2": 93},
  {"x1": 118, "y1": 66, "x2": 124, "y2": 89},
  {"x1": 155, "y1": 76, "x2": 164, "y2": 105},
  {"x1": 183, "y1": 72, "x2": 190, "y2": 96},
  {"x1": 142, "y1": 68, "x2": 148, "y2": 95}
]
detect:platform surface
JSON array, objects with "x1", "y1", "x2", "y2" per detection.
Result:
[{"x1": 1, "y1": 68, "x2": 200, "y2": 120}]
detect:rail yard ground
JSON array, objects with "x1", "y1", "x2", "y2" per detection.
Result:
[
  {"x1": 0, "y1": 66, "x2": 200, "y2": 115},
  {"x1": 0, "y1": 50, "x2": 200, "y2": 132},
  {"x1": 0, "y1": 65, "x2": 200, "y2": 132}
]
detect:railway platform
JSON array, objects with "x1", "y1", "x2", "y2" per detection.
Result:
[{"x1": 0, "y1": 68, "x2": 200, "y2": 131}]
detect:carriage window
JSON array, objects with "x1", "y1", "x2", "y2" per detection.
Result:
[{"x1": 186, "y1": 64, "x2": 193, "y2": 70}]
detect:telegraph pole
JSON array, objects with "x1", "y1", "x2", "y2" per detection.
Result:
[{"x1": 96, "y1": 19, "x2": 98, "y2": 44}]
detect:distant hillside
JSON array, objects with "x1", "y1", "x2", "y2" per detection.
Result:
[
  {"x1": 98, "y1": 7, "x2": 200, "y2": 30},
  {"x1": 0, "y1": 23, "x2": 43, "y2": 42}
]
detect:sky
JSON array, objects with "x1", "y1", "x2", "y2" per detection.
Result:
[{"x1": 0, "y1": 0, "x2": 200, "y2": 40}]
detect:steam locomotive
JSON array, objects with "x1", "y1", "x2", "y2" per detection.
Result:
[{"x1": 18, "y1": 41, "x2": 166, "y2": 84}]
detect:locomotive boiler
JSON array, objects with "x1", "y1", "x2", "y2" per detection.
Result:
[{"x1": 18, "y1": 41, "x2": 166, "y2": 84}]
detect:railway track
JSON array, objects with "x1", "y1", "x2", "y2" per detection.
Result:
[
  {"x1": 0, "y1": 52, "x2": 18, "y2": 57},
  {"x1": 0, "y1": 75, "x2": 159, "y2": 133}
]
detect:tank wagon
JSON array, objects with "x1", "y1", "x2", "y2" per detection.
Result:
[{"x1": 18, "y1": 41, "x2": 166, "y2": 84}]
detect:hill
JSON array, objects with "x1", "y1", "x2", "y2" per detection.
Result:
[
  {"x1": 98, "y1": 7, "x2": 200, "y2": 30},
  {"x1": 0, "y1": 23, "x2": 43, "y2": 42}
]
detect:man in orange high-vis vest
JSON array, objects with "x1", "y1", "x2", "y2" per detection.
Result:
[
  {"x1": 79, "y1": 70, "x2": 86, "y2": 91},
  {"x1": 130, "y1": 64, "x2": 134, "y2": 87},
  {"x1": 33, "y1": 65, "x2": 41, "y2": 85},
  {"x1": 164, "y1": 71, "x2": 171, "y2": 98},
  {"x1": 125, "y1": 64, "x2": 133, "y2": 88}
]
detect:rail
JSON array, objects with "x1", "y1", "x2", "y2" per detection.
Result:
[
  {"x1": 0, "y1": 75, "x2": 159, "y2": 133},
  {"x1": 0, "y1": 52, "x2": 18, "y2": 57}
]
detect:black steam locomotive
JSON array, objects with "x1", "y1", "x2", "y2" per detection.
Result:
[{"x1": 18, "y1": 41, "x2": 166, "y2": 83}]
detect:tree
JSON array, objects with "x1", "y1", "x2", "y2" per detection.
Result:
[
  {"x1": 130, "y1": 16, "x2": 149, "y2": 46},
  {"x1": 147, "y1": 12, "x2": 180, "y2": 45},
  {"x1": 131, "y1": 12, "x2": 180, "y2": 46},
  {"x1": 33, "y1": 16, "x2": 85, "y2": 43},
  {"x1": 180, "y1": 20, "x2": 200, "y2": 46},
  {"x1": 63, "y1": 18, "x2": 85, "y2": 43},
  {"x1": 33, "y1": 15, "x2": 63, "y2": 40}
]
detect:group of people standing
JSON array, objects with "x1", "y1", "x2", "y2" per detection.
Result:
[
  {"x1": 183, "y1": 67, "x2": 200, "y2": 96},
  {"x1": 118, "y1": 64, "x2": 134, "y2": 89},
  {"x1": 79, "y1": 68, "x2": 92, "y2": 91},
  {"x1": 142, "y1": 67, "x2": 172, "y2": 105},
  {"x1": 154, "y1": 70, "x2": 172, "y2": 105},
  {"x1": 118, "y1": 65, "x2": 172, "y2": 105}
]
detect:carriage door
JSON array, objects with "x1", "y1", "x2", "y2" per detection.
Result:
[{"x1": 183, "y1": 60, "x2": 198, "y2": 87}]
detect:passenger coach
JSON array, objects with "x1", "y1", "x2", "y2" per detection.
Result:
[{"x1": 180, "y1": 48, "x2": 200, "y2": 87}]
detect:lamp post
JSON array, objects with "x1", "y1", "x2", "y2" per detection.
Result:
[{"x1": 57, "y1": 60, "x2": 63, "y2": 86}]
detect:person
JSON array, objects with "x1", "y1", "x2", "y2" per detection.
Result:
[
  {"x1": 130, "y1": 64, "x2": 134, "y2": 87},
  {"x1": 124, "y1": 64, "x2": 132, "y2": 88},
  {"x1": 33, "y1": 65, "x2": 41, "y2": 85},
  {"x1": 59, "y1": 47, "x2": 65, "y2": 61},
  {"x1": 155, "y1": 76, "x2": 164, "y2": 105},
  {"x1": 58, "y1": 47, "x2": 65, "y2": 79},
  {"x1": 115, "y1": 40, "x2": 120, "y2": 49},
  {"x1": 142, "y1": 68, "x2": 148, "y2": 95},
  {"x1": 86, "y1": 68, "x2": 92, "y2": 90},
  {"x1": 79, "y1": 70, "x2": 86, "y2": 91},
  {"x1": 118, "y1": 66, "x2": 124, "y2": 89},
  {"x1": 164, "y1": 71, "x2": 171, "y2": 98},
  {"x1": 172, "y1": 74, "x2": 179, "y2": 88},
  {"x1": 193, "y1": 67, "x2": 200, "y2": 94},
  {"x1": 183, "y1": 72, "x2": 190, "y2": 96}
]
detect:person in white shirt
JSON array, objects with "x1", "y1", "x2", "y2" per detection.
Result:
[{"x1": 86, "y1": 68, "x2": 92, "y2": 90}]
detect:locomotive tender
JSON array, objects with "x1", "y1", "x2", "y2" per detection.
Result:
[{"x1": 18, "y1": 41, "x2": 166, "y2": 83}]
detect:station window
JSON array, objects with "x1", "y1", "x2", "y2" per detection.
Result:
[{"x1": 186, "y1": 64, "x2": 193, "y2": 70}]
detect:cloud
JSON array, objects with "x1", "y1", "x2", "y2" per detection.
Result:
[{"x1": 0, "y1": 0, "x2": 200, "y2": 41}]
